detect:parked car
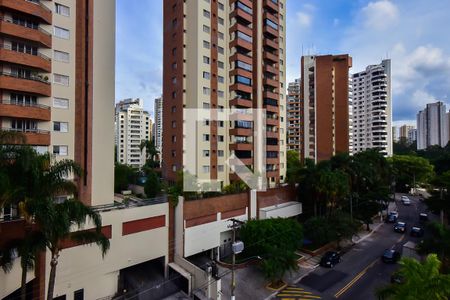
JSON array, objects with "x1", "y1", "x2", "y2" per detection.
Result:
[
  {"x1": 401, "y1": 196, "x2": 411, "y2": 205},
  {"x1": 419, "y1": 213, "x2": 429, "y2": 223},
  {"x1": 386, "y1": 211, "x2": 399, "y2": 223},
  {"x1": 410, "y1": 226, "x2": 424, "y2": 237},
  {"x1": 382, "y1": 249, "x2": 401, "y2": 263},
  {"x1": 320, "y1": 251, "x2": 341, "y2": 268},
  {"x1": 394, "y1": 222, "x2": 407, "y2": 233}
]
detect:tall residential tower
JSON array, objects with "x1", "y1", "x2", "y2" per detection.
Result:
[
  {"x1": 163, "y1": 0, "x2": 287, "y2": 187},
  {"x1": 301, "y1": 54, "x2": 352, "y2": 162},
  {"x1": 287, "y1": 78, "x2": 302, "y2": 154},
  {"x1": 351, "y1": 59, "x2": 392, "y2": 156},
  {"x1": 417, "y1": 101, "x2": 449, "y2": 150}
]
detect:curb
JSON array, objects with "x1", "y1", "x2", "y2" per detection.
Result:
[{"x1": 353, "y1": 222, "x2": 384, "y2": 245}]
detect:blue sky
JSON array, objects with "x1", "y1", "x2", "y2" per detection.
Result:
[{"x1": 116, "y1": 0, "x2": 450, "y2": 125}]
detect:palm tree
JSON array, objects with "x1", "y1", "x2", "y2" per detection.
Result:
[
  {"x1": 376, "y1": 254, "x2": 450, "y2": 300},
  {"x1": 27, "y1": 197, "x2": 110, "y2": 300},
  {"x1": 140, "y1": 139, "x2": 159, "y2": 168},
  {"x1": 0, "y1": 231, "x2": 46, "y2": 300}
]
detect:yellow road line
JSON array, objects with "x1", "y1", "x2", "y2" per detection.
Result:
[
  {"x1": 278, "y1": 295, "x2": 321, "y2": 299},
  {"x1": 280, "y1": 291, "x2": 312, "y2": 295},
  {"x1": 334, "y1": 258, "x2": 379, "y2": 298},
  {"x1": 285, "y1": 287, "x2": 305, "y2": 291}
]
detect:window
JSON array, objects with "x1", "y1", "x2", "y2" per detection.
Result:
[
  {"x1": 236, "y1": 60, "x2": 252, "y2": 71},
  {"x1": 218, "y1": 2, "x2": 224, "y2": 10},
  {"x1": 55, "y1": 3, "x2": 70, "y2": 16},
  {"x1": 203, "y1": 10, "x2": 210, "y2": 18},
  {"x1": 218, "y1": 165, "x2": 224, "y2": 172},
  {"x1": 203, "y1": 40, "x2": 210, "y2": 49},
  {"x1": 172, "y1": 135, "x2": 176, "y2": 142},
  {"x1": 172, "y1": 165, "x2": 177, "y2": 172},
  {"x1": 218, "y1": 91, "x2": 224, "y2": 98},
  {"x1": 203, "y1": 134, "x2": 210, "y2": 141},
  {"x1": 218, "y1": 150, "x2": 224, "y2": 157},
  {"x1": 218, "y1": 61, "x2": 224, "y2": 69},
  {"x1": 203, "y1": 56, "x2": 210, "y2": 64},
  {"x1": 218, "y1": 46, "x2": 224, "y2": 55},
  {"x1": 237, "y1": 31, "x2": 252, "y2": 43},
  {"x1": 203, "y1": 102, "x2": 210, "y2": 109},
  {"x1": 218, "y1": 32, "x2": 224, "y2": 40},
  {"x1": 218, "y1": 76, "x2": 224, "y2": 83},
  {"x1": 203, "y1": 166, "x2": 210, "y2": 173},
  {"x1": 235, "y1": 1, "x2": 252, "y2": 14},
  {"x1": 54, "y1": 74, "x2": 69, "y2": 86},
  {"x1": 203, "y1": 87, "x2": 210, "y2": 95},
  {"x1": 172, "y1": 77, "x2": 177, "y2": 84},
  {"x1": 203, "y1": 72, "x2": 210, "y2": 79},
  {"x1": 172, "y1": 18, "x2": 178, "y2": 27},
  {"x1": 203, "y1": 150, "x2": 210, "y2": 157},
  {"x1": 54, "y1": 50, "x2": 69, "y2": 63},
  {"x1": 54, "y1": 26, "x2": 70, "y2": 39},
  {"x1": 218, "y1": 17, "x2": 224, "y2": 25},
  {"x1": 53, "y1": 145, "x2": 68, "y2": 156},
  {"x1": 53, "y1": 122, "x2": 68, "y2": 132},
  {"x1": 172, "y1": 121, "x2": 176, "y2": 128},
  {"x1": 218, "y1": 135, "x2": 224, "y2": 142},
  {"x1": 203, "y1": 25, "x2": 210, "y2": 33},
  {"x1": 171, "y1": 106, "x2": 177, "y2": 112},
  {"x1": 236, "y1": 75, "x2": 251, "y2": 85}
]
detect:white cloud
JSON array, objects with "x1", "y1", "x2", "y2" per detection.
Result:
[
  {"x1": 362, "y1": 0, "x2": 399, "y2": 30},
  {"x1": 296, "y1": 11, "x2": 312, "y2": 28}
]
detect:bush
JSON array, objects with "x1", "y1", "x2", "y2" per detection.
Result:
[{"x1": 144, "y1": 170, "x2": 161, "y2": 198}]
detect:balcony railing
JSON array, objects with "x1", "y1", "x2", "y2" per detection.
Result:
[
  {"x1": 0, "y1": 70, "x2": 50, "y2": 84},
  {"x1": 0, "y1": 99, "x2": 50, "y2": 110},
  {"x1": 2, "y1": 127, "x2": 50, "y2": 134}
]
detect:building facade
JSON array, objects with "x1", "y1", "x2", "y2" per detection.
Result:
[
  {"x1": 115, "y1": 98, "x2": 151, "y2": 168},
  {"x1": 154, "y1": 96, "x2": 163, "y2": 153},
  {"x1": 287, "y1": 78, "x2": 302, "y2": 154},
  {"x1": 417, "y1": 101, "x2": 449, "y2": 150},
  {"x1": 163, "y1": 0, "x2": 287, "y2": 187},
  {"x1": 408, "y1": 128, "x2": 417, "y2": 144},
  {"x1": 351, "y1": 59, "x2": 392, "y2": 156},
  {"x1": 301, "y1": 54, "x2": 352, "y2": 162},
  {"x1": 399, "y1": 125, "x2": 414, "y2": 141}
]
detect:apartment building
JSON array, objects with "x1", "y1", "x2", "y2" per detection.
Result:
[
  {"x1": 351, "y1": 59, "x2": 392, "y2": 156},
  {"x1": 163, "y1": 0, "x2": 287, "y2": 187},
  {"x1": 115, "y1": 98, "x2": 151, "y2": 168},
  {"x1": 287, "y1": 78, "x2": 302, "y2": 154},
  {"x1": 154, "y1": 96, "x2": 163, "y2": 153},
  {"x1": 417, "y1": 101, "x2": 449, "y2": 150},
  {"x1": 0, "y1": 2, "x2": 170, "y2": 300},
  {"x1": 301, "y1": 54, "x2": 352, "y2": 162},
  {"x1": 408, "y1": 128, "x2": 417, "y2": 144}
]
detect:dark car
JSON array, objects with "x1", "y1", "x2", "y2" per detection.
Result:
[
  {"x1": 382, "y1": 249, "x2": 401, "y2": 263},
  {"x1": 320, "y1": 251, "x2": 341, "y2": 268},
  {"x1": 419, "y1": 213, "x2": 429, "y2": 223},
  {"x1": 386, "y1": 212, "x2": 398, "y2": 223},
  {"x1": 410, "y1": 226, "x2": 424, "y2": 237},
  {"x1": 394, "y1": 221, "x2": 407, "y2": 233}
]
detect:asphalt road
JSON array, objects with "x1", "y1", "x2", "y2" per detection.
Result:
[{"x1": 292, "y1": 193, "x2": 432, "y2": 300}]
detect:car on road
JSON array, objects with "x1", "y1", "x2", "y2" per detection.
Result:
[
  {"x1": 382, "y1": 249, "x2": 401, "y2": 263},
  {"x1": 386, "y1": 211, "x2": 399, "y2": 223},
  {"x1": 419, "y1": 213, "x2": 429, "y2": 223},
  {"x1": 394, "y1": 221, "x2": 407, "y2": 233},
  {"x1": 410, "y1": 226, "x2": 424, "y2": 237},
  {"x1": 320, "y1": 251, "x2": 341, "y2": 268},
  {"x1": 401, "y1": 196, "x2": 411, "y2": 205}
]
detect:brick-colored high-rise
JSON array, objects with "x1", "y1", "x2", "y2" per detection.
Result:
[
  {"x1": 163, "y1": 0, "x2": 287, "y2": 187},
  {"x1": 0, "y1": 0, "x2": 115, "y2": 206},
  {"x1": 287, "y1": 78, "x2": 302, "y2": 154},
  {"x1": 301, "y1": 55, "x2": 352, "y2": 162}
]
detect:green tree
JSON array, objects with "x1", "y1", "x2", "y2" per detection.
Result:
[
  {"x1": 0, "y1": 231, "x2": 46, "y2": 300},
  {"x1": 114, "y1": 163, "x2": 135, "y2": 193},
  {"x1": 140, "y1": 139, "x2": 160, "y2": 169},
  {"x1": 426, "y1": 171, "x2": 450, "y2": 221},
  {"x1": 303, "y1": 216, "x2": 334, "y2": 247},
  {"x1": 144, "y1": 170, "x2": 161, "y2": 198},
  {"x1": 328, "y1": 212, "x2": 360, "y2": 249},
  {"x1": 376, "y1": 254, "x2": 450, "y2": 300},
  {"x1": 286, "y1": 150, "x2": 302, "y2": 184},
  {"x1": 27, "y1": 197, "x2": 110, "y2": 300},
  {"x1": 240, "y1": 218, "x2": 303, "y2": 284},
  {"x1": 390, "y1": 155, "x2": 434, "y2": 192},
  {"x1": 417, "y1": 222, "x2": 450, "y2": 272}
]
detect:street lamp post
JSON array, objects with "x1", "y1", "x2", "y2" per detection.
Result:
[{"x1": 229, "y1": 218, "x2": 244, "y2": 300}]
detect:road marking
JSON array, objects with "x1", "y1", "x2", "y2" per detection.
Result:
[
  {"x1": 334, "y1": 258, "x2": 379, "y2": 298},
  {"x1": 285, "y1": 287, "x2": 305, "y2": 291}
]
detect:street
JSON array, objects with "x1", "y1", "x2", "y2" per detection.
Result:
[{"x1": 276, "y1": 193, "x2": 432, "y2": 300}]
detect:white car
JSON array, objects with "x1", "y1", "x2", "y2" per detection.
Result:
[{"x1": 402, "y1": 197, "x2": 411, "y2": 205}]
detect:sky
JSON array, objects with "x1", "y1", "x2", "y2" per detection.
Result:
[{"x1": 116, "y1": 0, "x2": 450, "y2": 126}]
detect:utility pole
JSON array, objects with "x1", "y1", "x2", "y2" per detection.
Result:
[{"x1": 229, "y1": 218, "x2": 244, "y2": 300}]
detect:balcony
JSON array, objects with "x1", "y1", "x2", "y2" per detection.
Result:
[
  {"x1": 230, "y1": 128, "x2": 252, "y2": 136},
  {"x1": 0, "y1": 0, "x2": 52, "y2": 24},
  {"x1": 263, "y1": 38, "x2": 279, "y2": 50},
  {"x1": 230, "y1": 38, "x2": 252, "y2": 52},
  {"x1": 263, "y1": 91, "x2": 278, "y2": 100},
  {"x1": 0, "y1": 100, "x2": 51, "y2": 121},
  {"x1": 264, "y1": 0, "x2": 278, "y2": 12},
  {"x1": 264, "y1": 64, "x2": 278, "y2": 75},
  {"x1": 231, "y1": 7, "x2": 253, "y2": 24},
  {"x1": 0, "y1": 71, "x2": 51, "y2": 96},
  {"x1": 264, "y1": 77, "x2": 278, "y2": 88},
  {"x1": 266, "y1": 158, "x2": 279, "y2": 165},
  {"x1": 230, "y1": 83, "x2": 252, "y2": 94},
  {"x1": 263, "y1": 51, "x2": 278, "y2": 63},
  {"x1": 1, "y1": 128, "x2": 50, "y2": 145},
  {"x1": 266, "y1": 145, "x2": 279, "y2": 151},
  {"x1": 263, "y1": 12, "x2": 278, "y2": 25},
  {"x1": 263, "y1": 25, "x2": 279, "y2": 38},
  {"x1": 266, "y1": 131, "x2": 278, "y2": 138},
  {"x1": 266, "y1": 170, "x2": 279, "y2": 178},
  {"x1": 230, "y1": 53, "x2": 252, "y2": 65},
  {"x1": 230, "y1": 97, "x2": 252, "y2": 108},
  {"x1": 266, "y1": 118, "x2": 278, "y2": 126},
  {"x1": 0, "y1": 44, "x2": 51, "y2": 72},
  {"x1": 230, "y1": 143, "x2": 253, "y2": 151},
  {"x1": 0, "y1": 18, "x2": 51, "y2": 48},
  {"x1": 230, "y1": 68, "x2": 252, "y2": 79}
]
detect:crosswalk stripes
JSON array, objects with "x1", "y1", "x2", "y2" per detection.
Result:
[{"x1": 276, "y1": 286, "x2": 322, "y2": 300}]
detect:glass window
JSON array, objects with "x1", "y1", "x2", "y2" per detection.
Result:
[
  {"x1": 54, "y1": 26, "x2": 70, "y2": 39},
  {"x1": 265, "y1": 19, "x2": 278, "y2": 30},
  {"x1": 53, "y1": 145, "x2": 68, "y2": 156},
  {"x1": 203, "y1": 10, "x2": 210, "y2": 18},
  {"x1": 53, "y1": 74, "x2": 69, "y2": 86},
  {"x1": 203, "y1": 56, "x2": 210, "y2": 64},
  {"x1": 55, "y1": 3, "x2": 70, "y2": 16},
  {"x1": 203, "y1": 25, "x2": 210, "y2": 33},
  {"x1": 53, "y1": 121, "x2": 68, "y2": 132},
  {"x1": 54, "y1": 50, "x2": 70, "y2": 63},
  {"x1": 237, "y1": 31, "x2": 252, "y2": 43},
  {"x1": 236, "y1": 75, "x2": 251, "y2": 85},
  {"x1": 203, "y1": 72, "x2": 210, "y2": 79},
  {"x1": 236, "y1": 60, "x2": 252, "y2": 71},
  {"x1": 236, "y1": 2, "x2": 252, "y2": 14}
]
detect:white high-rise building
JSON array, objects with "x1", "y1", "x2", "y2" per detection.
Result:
[
  {"x1": 417, "y1": 101, "x2": 449, "y2": 150},
  {"x1": 351, "y1": 59, "x2": 392, "y2": 156},
  {"x1": 154, "y1": 96, "x2": 163, "y2": 152},
  {"x1": 115, "y1": 98, "x2": 151, "y2": 168}
]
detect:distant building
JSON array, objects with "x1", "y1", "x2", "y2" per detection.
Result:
[
  {"x1": 417, "y1": 101, "x2": 449, "y2": 150},
  {"x1": 351, "y1": 60, "x2": 392, "y2": 156},
  {"x1": 408, "y1": 129, "x2": 417, "y2": 144},
  {"x1": 115, "y1": 98, "x2": 151, "y2": 168},
  {"x1": 400, "y1": 125, "x2": 414, "y2": 141},
  {"x1": 287, "y1": 79, "x2": 302, "y2": 155},
  {"x1": 392, "y1": 126, "x2": 399, "y2": 143},
  {"x1": 154, "y1": 96, "x2": 163, "y2": 153},
  {"x1": 301, "y1": 54, "x2": 352, "y2": 162}
]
